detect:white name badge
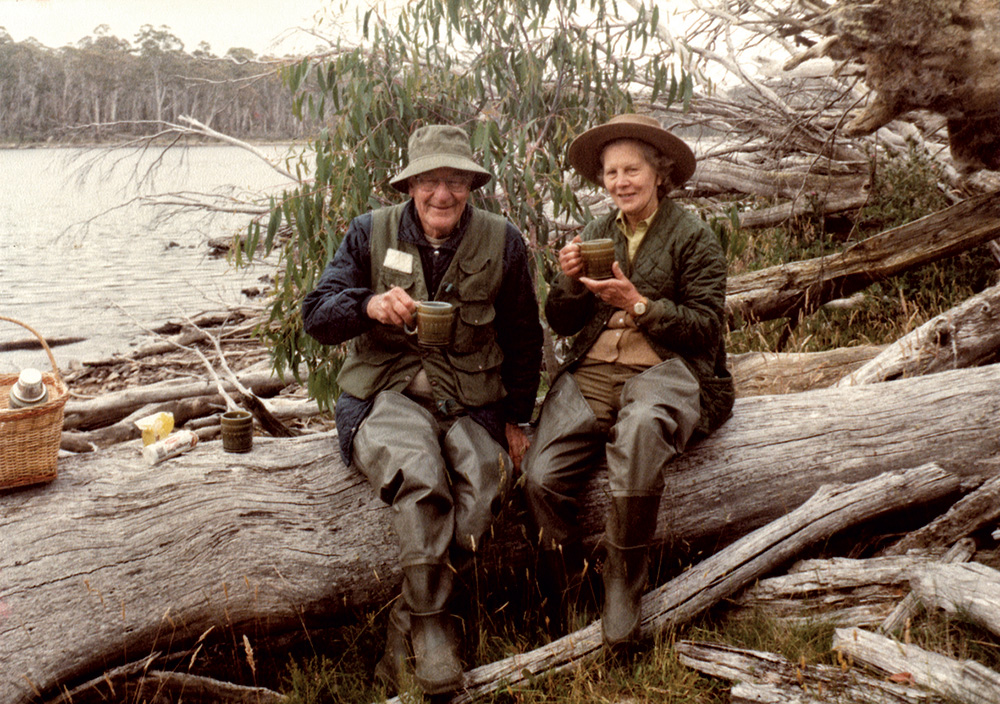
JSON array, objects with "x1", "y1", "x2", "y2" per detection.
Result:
[{"x1": 384, "y1": 248, "x2": 414, "y2": 274}]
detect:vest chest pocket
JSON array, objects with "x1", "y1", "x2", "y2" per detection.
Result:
[
  {"x1": 457, "y1": 257, "x2": 496, "y2": 301},
  {"x1": 452, "y1": 302, "x2": 497, "y2": 354}
]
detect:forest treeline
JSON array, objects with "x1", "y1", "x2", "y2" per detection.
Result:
[{"x1": 0, "y1": 24, "x2": 314, "y2": 143}]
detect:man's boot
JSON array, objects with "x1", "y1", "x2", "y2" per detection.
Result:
[
  {"x1": 374, "y1": 598, "x2": 411, "y2": 691},
  {"x1": 403, "y1": 563, "x2": 463, "y2": 695},
  {"x1": 601, "y1": 495, "x2": 660, "y2": 648}
]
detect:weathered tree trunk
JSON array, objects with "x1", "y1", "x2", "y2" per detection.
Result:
[
  {"x1": 797, "y1": 0, "x2": 1000, "y2": 171},
  {"x1": 3, "y1": 364, "x2": 1000, "y2": 703},
  {"x1": 836, "y1": 281, "x2": 1000, "y2": 386},
  {"x1": 725, "y1": 192, "x2": 1000, "y2": 323},
  {"x1": 832, "y1": 626, "x2": 1000, "y2": 704}
]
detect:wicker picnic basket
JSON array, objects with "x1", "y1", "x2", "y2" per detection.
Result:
[{"x1": 0, "y1": 316, "x2": 69, "y2": 490}]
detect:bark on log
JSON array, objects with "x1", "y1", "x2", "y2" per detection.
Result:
[
  {"x1": 427, "y1": 464, "x2": 959, "y2": 704},
  {"x1": 725, "y1": 192, "x2": 1000, "y2": 323},
  {"x1": 910, "y1": 562, "x2": 1000, "y2": 639},
  {"x1": 835, "y1": 281, "x2": 1000, "y2": 387},
  {"x1": 676, "y1": 641, "x2": 927, "y2": 704},
  {"x1": 832, "y1": 626, "x2": 1000, "y2": 704},
  {"x1": 4, "y1": 364, "x2": 1000, "y2": 704}
]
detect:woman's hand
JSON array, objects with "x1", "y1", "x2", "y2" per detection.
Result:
[
  {"x1": 581, "y1": 262, "x2": 644, "y2": 311},
  {"x1": 558, "y1": 236, "x2": 584, "y2": 279},
  {"x1": 366, "y1": 286, "x2": 417, "y2": 327}
]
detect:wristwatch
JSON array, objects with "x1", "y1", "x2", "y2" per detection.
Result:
[{"x1": 632, "y1": 297, "x2": 648, "y2": 317}]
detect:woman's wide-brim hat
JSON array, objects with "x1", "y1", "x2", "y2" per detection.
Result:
[
  {"x1": 390, "y1": 124, "x2": 492, "y2": 193},
  {"x1": 568, "y1": 113, "x2": 696, "y2": 187}
]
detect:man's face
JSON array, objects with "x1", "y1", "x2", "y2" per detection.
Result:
[{"x1": 408, "y1": 167, "x2": 473, "y2": 239}]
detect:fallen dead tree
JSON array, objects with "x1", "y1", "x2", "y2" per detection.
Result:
[
  {"x1": 725, "y1": 191, "x2": 1000, "y2": 324},
  {"x1": 3, "y1": 363, "x2": 1000, "y2": 703}
]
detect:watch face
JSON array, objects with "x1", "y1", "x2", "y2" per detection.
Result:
[{"x1": 633, "y1": 300, "x2": 646, "y2": 316}]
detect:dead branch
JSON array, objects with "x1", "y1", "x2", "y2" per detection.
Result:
[{"x1": 833, "y1": 626, "x2": 1000, "y2": 704}]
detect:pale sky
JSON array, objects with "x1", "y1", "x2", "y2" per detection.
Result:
[{"x1": 1, "y1": 0, "x2": 344, "y2": 55}]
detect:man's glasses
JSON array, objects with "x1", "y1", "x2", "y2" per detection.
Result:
[{"x1": 412, "y1": 174, "x2": 473, "y2": 193}]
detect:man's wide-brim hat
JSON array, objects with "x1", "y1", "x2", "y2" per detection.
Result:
[
  {"x1": 390, "y1": 124, "x2": 492, "y2": 193},
  {"x1": 568, "y1": 113, "x2": 696, "y2": 187}
]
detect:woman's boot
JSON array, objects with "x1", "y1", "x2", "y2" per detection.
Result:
[{"x1": 601, "y1": 495, "x2": 659, "y2": 648}]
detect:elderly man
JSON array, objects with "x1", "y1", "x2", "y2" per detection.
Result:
[{"x1": 302, "y1": 124, "x2": 542, "y2": 695}]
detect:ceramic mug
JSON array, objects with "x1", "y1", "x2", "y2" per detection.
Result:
[
  {"x1": 405, "y1": 301, "x2": 455, "y2": 347},
  {"x1": 578, "y1": 238, "x2": 616, "y2": 279}
]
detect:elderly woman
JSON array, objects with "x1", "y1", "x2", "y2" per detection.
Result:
[{"x1": 522, "y1": 114, "x2": 734, "y2": 647}]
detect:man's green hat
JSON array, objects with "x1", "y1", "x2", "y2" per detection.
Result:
[{"x1": 390, "y1": 124, "x2": 492, "y2": 193}]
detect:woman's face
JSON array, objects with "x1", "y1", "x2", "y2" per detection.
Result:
[{"x1": 600, "y1": 140, "x2": 663, "y2": 226}]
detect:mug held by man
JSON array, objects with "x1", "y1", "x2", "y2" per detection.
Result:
[
  {"x1": 407, "y1": 300, "x2": 455, "y2": 347},
  {"x1": 579, "y1": 238, "x2": 616, "y2": 279}
]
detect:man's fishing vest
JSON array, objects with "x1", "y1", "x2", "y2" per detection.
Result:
[{"x1": 336, "y1": 203, "x2": 509, "y2": 411}]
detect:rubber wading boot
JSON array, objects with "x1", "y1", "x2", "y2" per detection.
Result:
[
  {"x1": 404, "y1": 564, "x2": 463, "y2": 695},
  {"x1": 374, "y1": 598, "x2": 411, "y2": 691},
  {"x1": 601, "y1": 495, "x2": 660, "y2": 648}
]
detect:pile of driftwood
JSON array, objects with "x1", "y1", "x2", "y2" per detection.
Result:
[{"x1": 55, "y1": 308, "x2": 327, "y2": 454}]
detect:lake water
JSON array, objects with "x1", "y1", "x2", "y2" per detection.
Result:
[{"x1": 0, "y1": 145, "x2": 296, "y2": 373}]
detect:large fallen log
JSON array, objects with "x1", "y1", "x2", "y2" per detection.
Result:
[
  {"x1": 62, "y1": 367, "x2": 292, "y2": 431},
  {"x1": 725, "y1": 191, "x2": 1000, "y2": 323},
  {"x1": 4, "y1": 364, "x2": 1000, "y2": 703}
]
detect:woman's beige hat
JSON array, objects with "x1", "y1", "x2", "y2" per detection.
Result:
[
  {"x1": 390, "y1": 124, "x2": 492, "y2": 192},
  {"x1": 567, "y1": 113, "x2": 696, "y2": 187}
]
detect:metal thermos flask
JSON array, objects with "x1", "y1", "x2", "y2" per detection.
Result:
[{"x1": 8, "y1": 368, "x2": 49, "y2": 409}]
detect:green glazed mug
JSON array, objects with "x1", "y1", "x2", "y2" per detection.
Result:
[
  {"x1": 579, "y1": 238, "x2": 615, "y2": 279},
  {"x1": 405, "y1": 301, "x2": 455, "y2": 347}
]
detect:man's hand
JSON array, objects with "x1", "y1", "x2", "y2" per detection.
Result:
[
  {"x1": 366, "y1": 286, "x2": 417, "y2": 327},
  {"x1": 581, "y1": 261, "x2": 644, "y2": 311},
  {"x1": 505, "y1": 423, "x2": 530, "y2": 474}
]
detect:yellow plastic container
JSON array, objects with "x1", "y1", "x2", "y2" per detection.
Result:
[{"x1": 135, "y1": 411, "x2": 175, "y2": 446}]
